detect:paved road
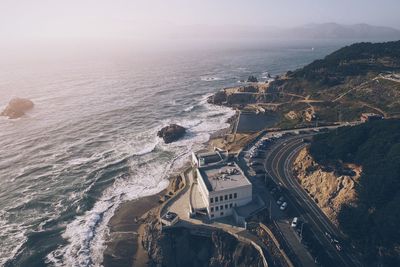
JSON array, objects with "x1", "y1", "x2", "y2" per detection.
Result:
[
  {"x1": 264, "y1": 136, "x2": 362, "y2": 267},
  {"x1": 238, "y1": 134, "x2": 318, "y2": 267}
]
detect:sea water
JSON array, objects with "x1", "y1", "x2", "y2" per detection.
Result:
[{"x1": 0, "y1": 40, "x2": 349, "y2": 266}]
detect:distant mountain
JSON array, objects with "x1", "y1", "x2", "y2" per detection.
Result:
[
  {"x1": 282, "y1": 23, "x2": 400, "y2": 40},
  {"x1": 169, "y1": 23, "x2": 400, "y2": 41}
]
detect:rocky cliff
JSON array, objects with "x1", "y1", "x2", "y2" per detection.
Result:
[
  {"x1": 293, "y1": 147, "x2": 360, "y2": 225},
  {"x1": 142, "y1": 222, "x2": 264, "y2": 267}
]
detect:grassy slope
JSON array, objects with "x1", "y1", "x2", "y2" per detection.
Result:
[
  {"x1": 309, "y1": 119, "x2": 400, "y2": 266},
  {"x1": 276, "y1": 40, "x2": 400, "y2": 123}
]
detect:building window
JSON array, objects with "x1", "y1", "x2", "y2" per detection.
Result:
[
  {"x1": 220, "y1": 205, "x2": 223, "y2": 210},
  {"x1": 220, "y1": 196, "x2": 223, "y2": 202},
  {"x1": 230, "y1": 203, "x2": 233, "y2": 208},
  {"x1": 220, "y1": 212, "x2": 224, "y2": 216},
  {"x1": 234, "y1": 193, "x2": 237, "y2": 199},
  {"x1": 216, "y1": 206, "x2": 219, "y2": 211},
  {"x1": 215, "y1": 197, "x2": 218, "y2": 202},
  {"x1": 210, "y1": 198, "x2": 213, "y2": 203},
  {"x1": 211, "y1": 214, "x2": 214, "y2": 218},
  {"x1": 224, "y1": 195, "x2": 228, "y2": 200},
  {"x1": 225, "y1": 204, "x2": 228, "y2": 209},
  {"x1": 211, "y1": 207, "x2": 214, "y2": 212},
  {"x1": 235, "y1": 203, "x2": 237, "y2": 207},
  {"x1": 229, "y1": 194, "x2": 232, "y2": 199}
]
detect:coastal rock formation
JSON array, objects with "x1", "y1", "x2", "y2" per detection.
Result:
[
  {"x1": 237, "y1": 85, "x2": 258, "y2": 93},
  {"x1": 207, "y1": 90, "x2": 227, "y2": 105},
  {"x1": 1, "y1": 98, "x2": 34, "y2": 119},
  {"x1": 142, "y1": 224, "x2": 264, "y2": 267},
  {"x1": 157, "y1": 124, "x2": 186, "y2": 144},
  {"x1": 293, "y1": 147, "x2": 360, "y2": 225},
  {"x1": 247, "y1": 75, "x2": 258, "y2": 83}
]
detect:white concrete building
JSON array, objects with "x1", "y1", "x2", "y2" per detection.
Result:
[{"x1": 196, "y1": 162, "x2": 252, "y2": 220}]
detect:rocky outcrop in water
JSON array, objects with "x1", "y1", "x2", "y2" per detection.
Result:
[
  {"x1": 142, "y1": 223, "x2": 264, "y2": 267},
  {"x1": 157, "y1": 124, "x2": 186, "y2": 144},
  {"x1": 1, "y1": 98, "x2": 34, "y2": 119}
]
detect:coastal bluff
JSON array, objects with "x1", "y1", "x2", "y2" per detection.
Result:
[
  {"x1": 143, "y1": 225, "x2": 264, "y2": 267},
  {"x1": 1, "y1": 98, "x2": 34, "y2": 119},
  {"x1": 157, "y1": 124, "x2": 186, "y2": 144}
]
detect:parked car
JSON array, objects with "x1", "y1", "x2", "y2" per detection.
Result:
[
  {"x1": 277, "y1": 196, "x2": 285, "y2": 205},
  {"x1": 249, "y1": 161, "x2": 262, "y2": 167},
  {"x1": 280, "y1": 202, "x2": 288, "y2": 210},
  {"x1": 291, "y1": 217, "x2": 298, "y2": 228},
  {"x1": 324, "y1": 231, "x2": 332, "y2": 240}
]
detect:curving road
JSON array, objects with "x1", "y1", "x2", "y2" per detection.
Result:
[{"x1": 264, "y1": 136, "x2": 362, "y2": 267}]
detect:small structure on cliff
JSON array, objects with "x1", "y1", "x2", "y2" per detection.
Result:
[
  {"x1": 160, "y1": 211, "x2": 179, "y2": 226},
  {"x1": 360, "y1": 113, "x2": 383, "y2": 122}
]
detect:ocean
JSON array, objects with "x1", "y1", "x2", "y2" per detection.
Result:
[{"x1": 0, "y1": 40, "x2": 350, "y2": 266}]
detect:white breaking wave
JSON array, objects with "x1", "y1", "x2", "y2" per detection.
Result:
[
  {"x1": 47, "y1": 161, "x2": 170, "y2": 267},
  {"x1": 200, "y1": 76, "x2": 223, "y2": 82},
  {"x1": 183, "y1": 105, "x2": 195, "y2": 112},
  {"x1": 46, "y1": 93, "x2": 235, "y2": 267}
]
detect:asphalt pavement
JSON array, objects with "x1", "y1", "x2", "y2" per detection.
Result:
[{"x1": 263, "y1": 134, "x2": 362, "y2": 267}]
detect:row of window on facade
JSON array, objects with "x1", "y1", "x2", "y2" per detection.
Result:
[
  {"x1": 210, "y1": 193, "x2": 237, "y2": 203},
  {"x1": 210, "y1": 202, "x2": 236, "y2": 213}
]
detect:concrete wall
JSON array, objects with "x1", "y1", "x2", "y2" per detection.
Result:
[
  {"x1": 191, "y1": 152, "x2": 199, "y2": 167},
  {"x1": 207, "y1": 185, "x2": 252, "y2": 219},
  {"x1": 196, "y1": 168, "x2": 210, "y2": 208}
]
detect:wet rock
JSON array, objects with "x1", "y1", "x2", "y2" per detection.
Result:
[
  {"x1": 157, "y1": 124, "x2": 186, "y2": 144},
  {"x1": 247, "y1": 75, "x2": 258, "y2": 83},
  {"x1": 1, "y1": 98, "x2": 34, "y2": 119}
]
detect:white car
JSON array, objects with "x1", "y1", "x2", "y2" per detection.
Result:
[
  {"x1": 291, "y1": 217, "x2": 298, "y2": 228},
  {"x1": 280, "y1": 202, "x2": 288, "y2": 210},
  {"x1": 277, "y1": 196, "x2": 285, "y2": 205}
]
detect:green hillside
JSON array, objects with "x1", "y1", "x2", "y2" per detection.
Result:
[
  {"x1": 290, "y1": 40, "x2": 400, "y2": 86},
  {"x1": 309, "y1": 119, "x2": 400, "y2": 266},
  {"x1": 271, "y1": 40, "x2": 400, "y2": 125}
]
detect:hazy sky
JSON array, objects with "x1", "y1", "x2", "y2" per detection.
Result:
[{"x1": 1, "y1": 0, "x2": 400, "y2": 42}]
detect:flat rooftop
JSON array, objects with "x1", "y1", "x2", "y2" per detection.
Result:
[
  {"x1": 194, "y1": 150, "x2": 224, "y2": 166},
  {"x1": 199, "y1": 162, "x2": 251, "y2": 192}
]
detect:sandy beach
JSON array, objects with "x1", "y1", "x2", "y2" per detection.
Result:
[{"x1": 102, "y1": 191, "x2": 165, "y2": 267}]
